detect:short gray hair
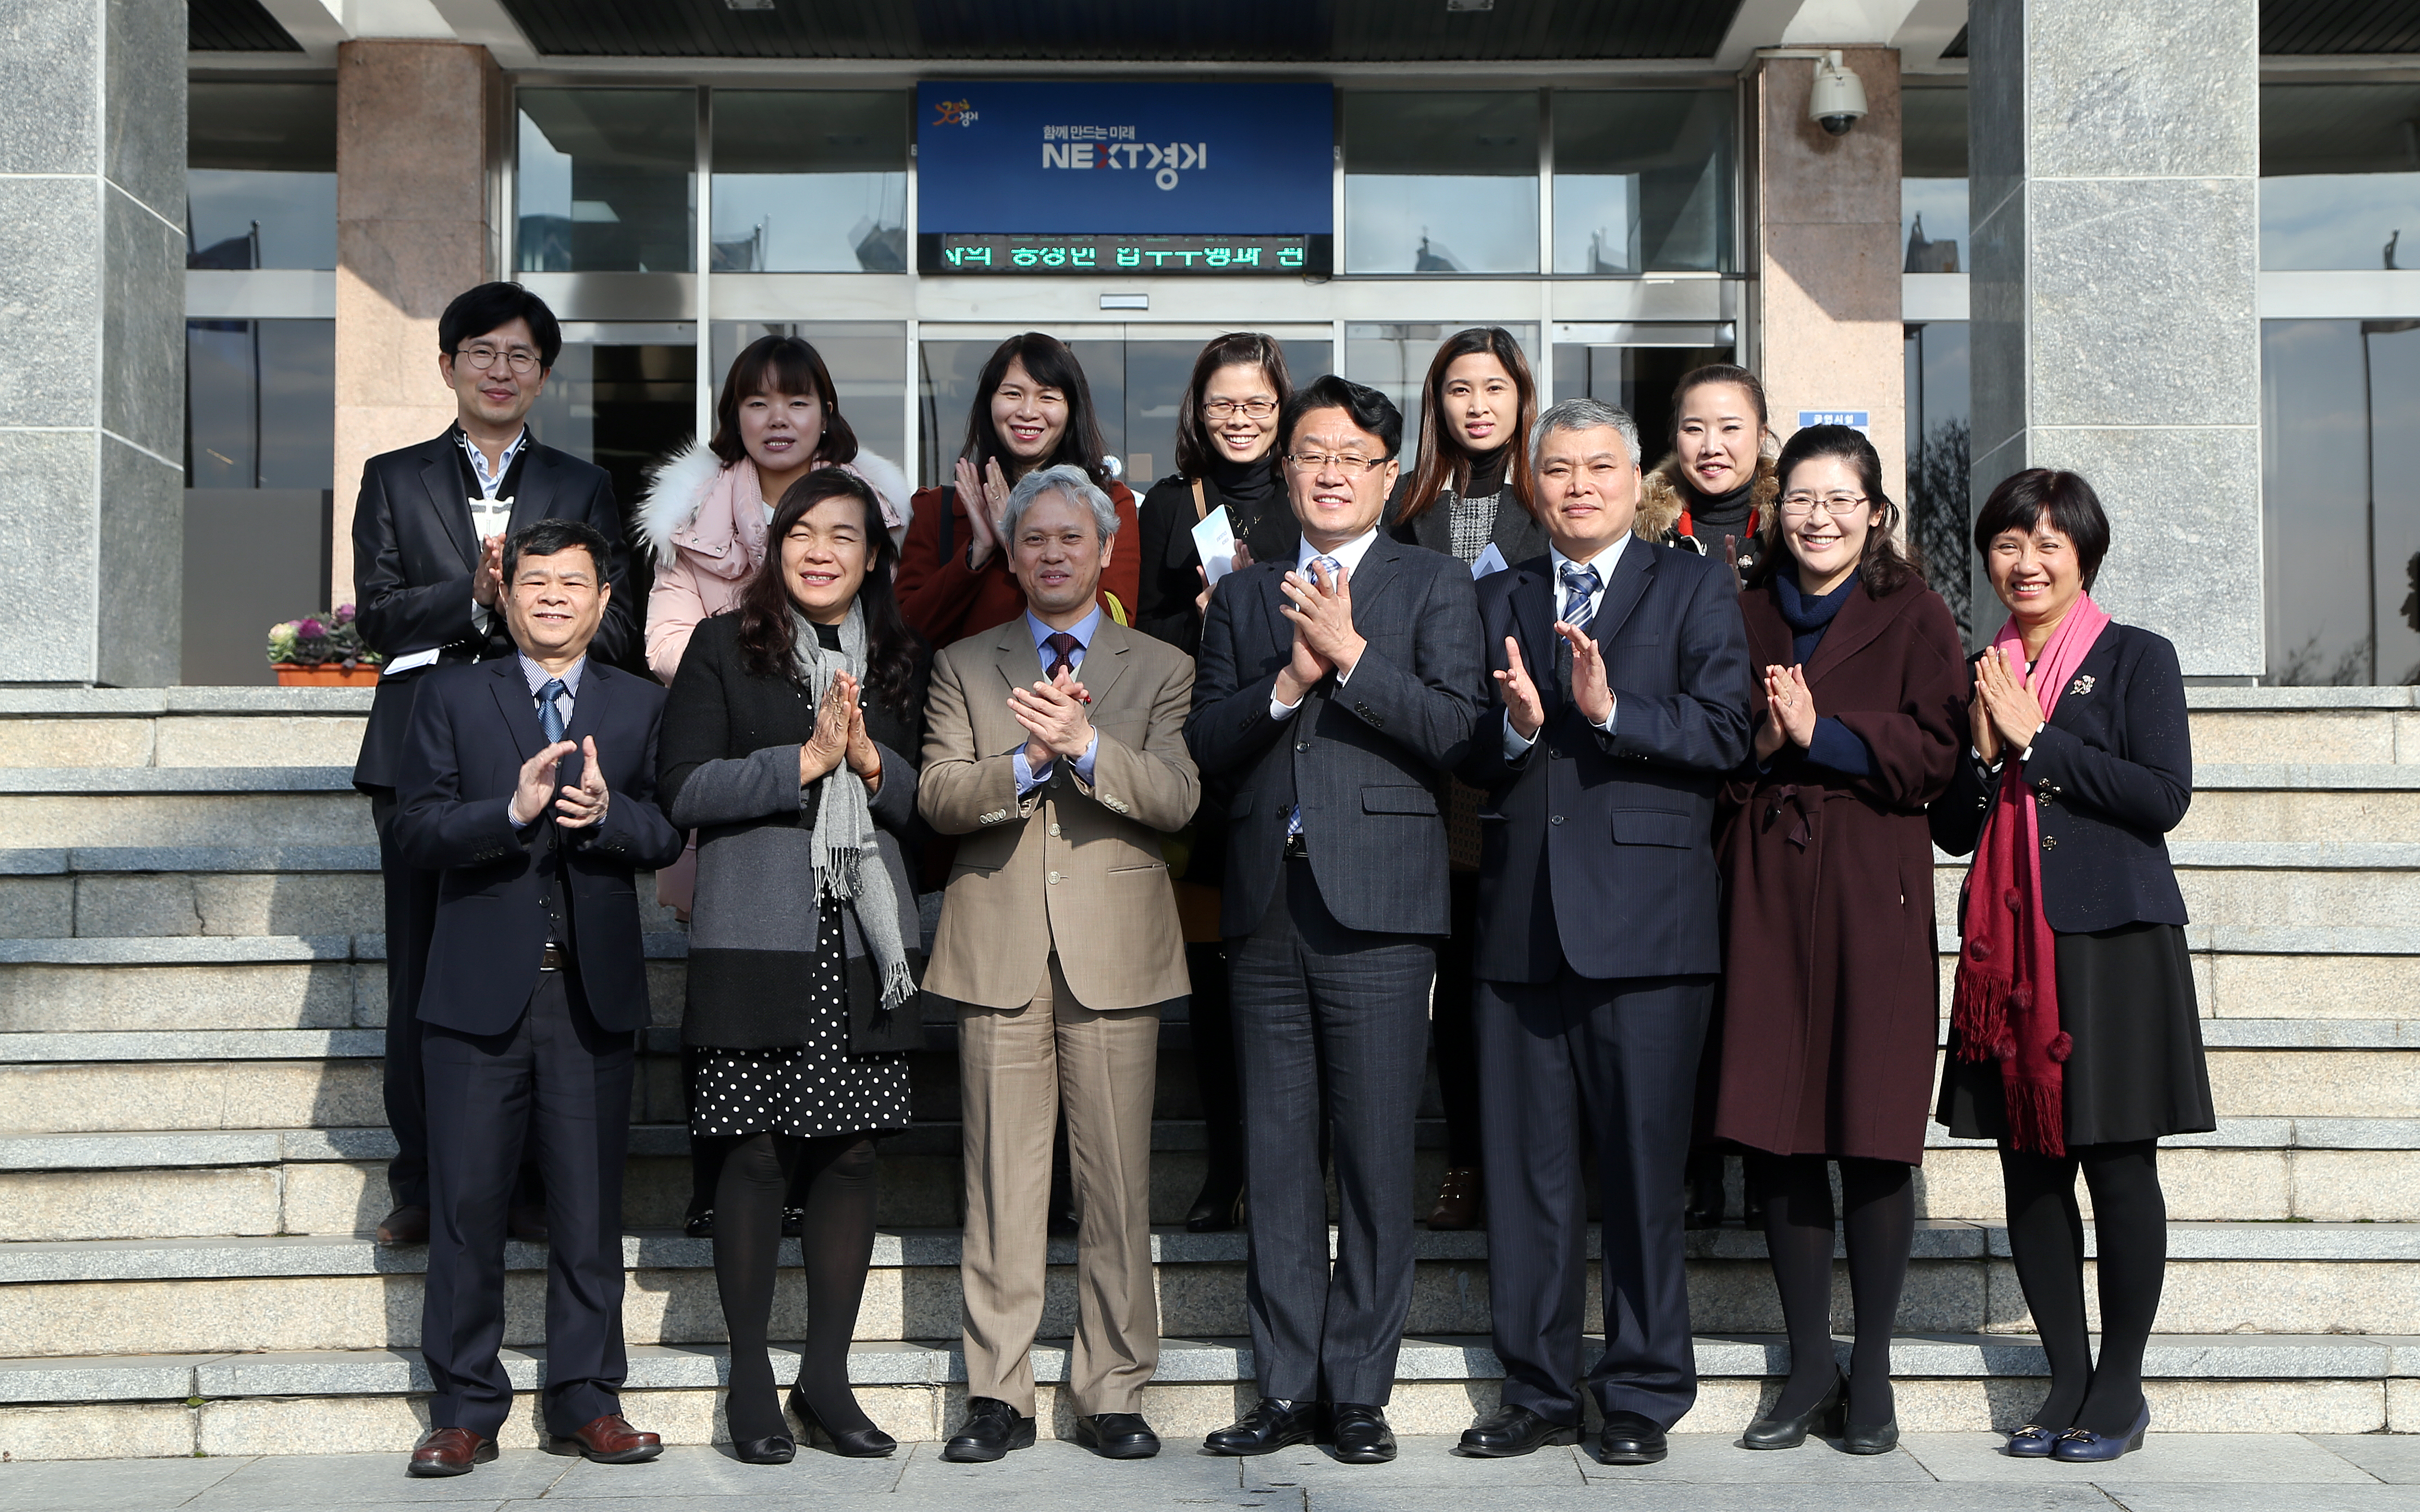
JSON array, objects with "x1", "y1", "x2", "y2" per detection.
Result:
[
  {"x1": 1530, "y1": 397, "x2": 1641, "y2": 471},
  {"x1": 1001, "y1": 463, "x2": 1119, "y2": 542}
]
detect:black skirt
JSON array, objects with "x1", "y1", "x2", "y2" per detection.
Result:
[
  {"x1": 1937, "y1": 920, "x2": 2215, "y2": 1147},
  {"x1": 687, "y1": 900, "x2": 911, "y2": 1141}
]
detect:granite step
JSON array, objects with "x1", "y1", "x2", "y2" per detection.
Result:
[
  {"x1": 0, "y1": 687, "x2": 369, "y2": 772},
  {"x1": 0, "y1": 770, "x2": 371, "y2": 850}
]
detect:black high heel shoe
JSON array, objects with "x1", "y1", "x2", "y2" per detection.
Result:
[
  {"x1": 730, "y1": 1433, "x2": 794, "y2": 1465},
  {"x1": 1184, "y1": 1172, "x2": 1244, "y2": 1233},
  {"x1": 1742, "y1": 1371, "x2": 1846, "y2": 1450},
  {"x1": 788, "y1": 1388, "x2": 898, "y2": 1458}
]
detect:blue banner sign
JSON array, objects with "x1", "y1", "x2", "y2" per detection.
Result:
[
  {"x1": 1798, "y1": 409, "x2": 1872, "y2": 431},
  {"x1": 916, "y1": 82, "x2": 1335, "y2": 243}
]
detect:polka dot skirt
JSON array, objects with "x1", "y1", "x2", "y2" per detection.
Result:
[{"x1": 689, "y1": 901, "x2": 912, "y2": 1140}]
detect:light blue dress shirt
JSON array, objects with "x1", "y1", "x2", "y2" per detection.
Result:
[{"x1": 1012, "y1": 607, "x2": 1103, "y2": 794}]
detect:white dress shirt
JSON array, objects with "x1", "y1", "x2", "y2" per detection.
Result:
[
  {"x1": 1504, "y1": 534, "x2": 1630, "y2": 756},
  {"x1": 1269, "y1": 527, "x2": 1383, "y2": 721}
]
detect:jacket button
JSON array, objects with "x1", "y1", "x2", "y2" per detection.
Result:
[
  {"x1": 2041, "y1": 835, "x2": 2057, "y2": 851},
  {"x1": 1048, "y1": 823, "x2": 1061, "y2": 837},
  {"x1": 1048, "y1": 870, "x2": 1062, "y2": 883},
  {"x1": 1295, "y1": 742, "x2": 1310, "y2": 752},
  {"x1": 1550, "y1": 815, "x2": 1565, "y2": 826}
]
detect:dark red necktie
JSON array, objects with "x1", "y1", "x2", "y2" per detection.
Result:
[{"x1": 1045, "y1": 631, "x2": 1081, "y2": 679}]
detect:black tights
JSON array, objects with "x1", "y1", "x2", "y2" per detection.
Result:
[
  {"x1": 1999, "y1": 1139, "x2": 2165, "y2": 1437},
  {"x1": 1750, "y1": 1153, "x2": 1915, "y2": 1427},
  {"x1": 713, "y1": 1131, "x2": 880, "y2": 1443}
]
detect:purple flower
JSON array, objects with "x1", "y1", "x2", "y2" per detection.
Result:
[
  {"x1": 297, "y1": 618, "x2": 327, "y2": 639},
  {"x1": 334, "y1": 604, "x2": 355, "y2": 624}
]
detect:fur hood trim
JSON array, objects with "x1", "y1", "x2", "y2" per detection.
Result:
[
  {"x1": 637, "y1": 440, "x2": 913, "y2": 568},
  {"x1": 1635, "y1": 451, "x2": 1779, "y2": 543}
]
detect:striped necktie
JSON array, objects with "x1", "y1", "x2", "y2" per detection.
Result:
[
  {"x1": 537, "y1": 678, "x2": 568, "y2": 743},
  {"x1": 1559, "y1": 562, "x2": 1601, "y2": 634}
]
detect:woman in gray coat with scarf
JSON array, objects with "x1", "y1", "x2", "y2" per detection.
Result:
[{"x1": 659, "y1": 468, "x2": 930, "y2": 1465}]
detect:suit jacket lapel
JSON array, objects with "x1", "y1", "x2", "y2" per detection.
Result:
[
  {"x1": 486, "y1": 660, "x2": 543, "y2": 763},
  {"x1": 1340, "y1": 535, "x2": 1402, "y2": 618},
  {"x1": 1803, "y1": 580, "x2": 1894, "y2": 687},
  {"x1": 509, "y1": 441, "x2": 558, "y2": 535},
  {"x1": 1510, "y1": 564, "x2": 1556, "y2": 678},
  {"x1": 2048, "y1": 632, "x2": 2119, "y2": 732},
  {"x1": 1077, "y1": 620, "x2": 1132, "y2": 713},
  {"x1": 1589, "y1": 540, "x2": 1656, "y2": 648},
  {"x1": 421, "y1": 442, "x2": 479, "y2": 571},
  {"x1": 1245, "y1": 563, "x2": 1289, "y2": 666},
  {"x1": 991, "y1": 619, "x2": 1035, "y2": 700}
]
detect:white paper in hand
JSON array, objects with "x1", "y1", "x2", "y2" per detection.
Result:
[
  {"x1": 1471, "y1": 542, "x2": 1509, "y2": 579},
  {"x1": 1191, "y1": 509, "x2": 1239, "y2": 588}
]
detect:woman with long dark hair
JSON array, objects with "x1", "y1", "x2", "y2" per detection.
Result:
[
  {"x1": 1383, "y1": 325, "x2": 1546, "y2": 1231},
  {"x1": 1935, "y1": 470, "x2": 2210, "y2": 1464},
  {"x1": 1635, "y1": 362, "x2": 1777, "y2": 575},
  {"x1": 895, "y1": 332, "x2": 1140, "y2": 645},
  {"x1": 1712, "y1": 425, "x2": 1964, "y2": 1454},
  {"x1": 658, "y1": 468, "x2": 930, "y2": 1464},
  {"x1": 1132, "y1": 333, "x2": 1300, "y2": 1233}
]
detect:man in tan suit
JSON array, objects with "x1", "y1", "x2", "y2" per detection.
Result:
[{"x1": 919, "y1": 462, "x2": 1201, "y2": 1463}]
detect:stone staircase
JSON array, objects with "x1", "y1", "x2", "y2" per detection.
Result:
[{"x1": 1, "y1": 685, "x2": 2416, "y2": 1460}]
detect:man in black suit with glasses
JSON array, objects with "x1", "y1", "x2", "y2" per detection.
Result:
[{"x1": 351, "y1": 282, "x2": 635, "y2": 1248}]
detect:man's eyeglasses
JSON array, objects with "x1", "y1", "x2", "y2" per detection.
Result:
[
  {"x1": 1778, "y1": 491, "x2": 1870, "y2": 519},
  {"x1": 456, "y1": 346, "x2": 540, "y2": 376},
  {"x1": 1203, "y1": 397, "x2": 1278, "y2": 420},
  {"x1": 1286, "y1": 451, "x2": 1382, "y2": 476}
]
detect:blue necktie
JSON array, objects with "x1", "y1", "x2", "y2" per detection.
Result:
[
  {"x1": 1285, "y1": 557, "x2": 1345, "y2": 840},
  {"x1": 1559, "y1": 562, "x2": 1601, "y2": 634},
  {"x1": 537, "y1": 678, "x2": 568, "y2": 743}
]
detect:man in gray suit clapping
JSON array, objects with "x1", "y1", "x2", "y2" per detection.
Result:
[{"x1": 1185, "y1": 376, "x2": 1483, "y2": 1465}]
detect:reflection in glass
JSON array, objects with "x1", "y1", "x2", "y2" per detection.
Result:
[
  {"x1": 1903, "y1": 321, "x2": 1971, "y2": 637},
  {"x1": 523, "y1": 323, "x2": 698, "y2": 515},
  {"x1": 1346, "y1": 324, "x2": 1539, "y2": 473},
  {"x1": 1552, "y1": 91, "x2": 1733, "y2": 274},
  {"x1": 2262, "y1": 85, "x2": 2420, "y2": 271},
  {"x1": 1901, "y1": 87, "x2": 1967, "y2": 274},
  {"x1": 1344, "y1": 94, "x2": 1538, "y2": 274},
  {"x1": 710, "y1": 93, "x2": 908, "y2": 273},
  {"x1": 516, "y1": 89, "x2": 696, "y2": 274},
  {"x1": 711, "y1": 322, "x2": 909, "y2": 468},
  {"x1": 187, "y1": 82, "x2": 336, "y2": 269},
  {"x1": 185, "y1": 319, "x2": 335, "y2": 488}
]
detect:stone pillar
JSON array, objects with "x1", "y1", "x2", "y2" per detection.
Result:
[
  {"x1": 333, "y1": 40, "x2": 496, "y2": 606},
  {"x1": 1752, "y1": 47, "x2": 1906, "y2": 506},
  {"x1": 1967, "y1": 0, "x2": 2261, "y2": 673},
  {"x1": 0, "y1": 0, "x2": 186, "y2": 686}
]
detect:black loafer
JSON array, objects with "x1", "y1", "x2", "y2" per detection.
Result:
[
  {"x1": 1597, "y1": 1409, "x2": 1669, "y2": 1465},
  {"x1": 1458, "y1": 1404, "x2": 1580, "y2": 1458},
  {"x1": 683, "y1": 1208, "x2": 714, "y2": 1239},
  {"x1": 1204, "y1": 1397, "x2": 1321, "y2": 1456},
  {"x1": 939, "y1": 1397, "x2": 1034, "y2": 1463},
  {"x1": 1330, "y1": 1403, "x2": 1396, "y2": 1464},
  {"x1": 731, "y1": 1434, "x2": 794, "y2": 1465},
  {"x1": 1074, "y1": 1411, "x2": 1160, "y2": 1459}
]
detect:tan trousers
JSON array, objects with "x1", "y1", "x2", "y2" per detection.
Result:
[{"x1": 958, "y1": 954, "x2": 1160, "y2": 1416}]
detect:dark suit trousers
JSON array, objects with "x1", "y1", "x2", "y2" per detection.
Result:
[
  {"x1": 1229, "y1": 857, "x2": 1434, "y2": 1405},
  {"x1": 1476, "y1": 970, "x2": 1714, "y2": 1428},
  {"x1": 370, "y1": 789, "x2": 438, "y2": 1208},
  {"x1": 421, "y1": 967, "x2": 635, "y2": 1439}
]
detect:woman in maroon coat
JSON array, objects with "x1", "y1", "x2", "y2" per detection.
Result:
[{"x1": 1712, "y1": 425, "x2": 1966, "y2": 1454}]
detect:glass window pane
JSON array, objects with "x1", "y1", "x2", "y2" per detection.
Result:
[
  {"x1": 1344, "y1": 323, "x2": 1539, "y2": 471},
  {"x1": 1117, "y1": 339, "x2": 1331, "y2": 489},
  {"x1": 516, "y1": 89, "x2": 697, "y2": 274},
  {"x1": 524, "y1": 323, "x2": 698, "y2": 512},
  {"x1": 186, "y1": 320, "x2": 256, "y2": 487},
  {"x1": 187, "y1": 82, "x2": 336, "y2": 269},
  {"x1": 2370, "y1": 323, "x2": 2420, "y2": 684},
  {"x1": 2262, "y1": 85, "x2": 2420, "y2": 271},
  {"x1": 2261, "y1": 319, "x2": 2374, "y2": 684},
  {"x1": 1546, "y1": 342, "x2": 1735, "y2": 465},
  {"x1": 1345, "y1": 94, "x2": 1538, "y2": 274},
  {"x1": 1901, "y1": 86, "x2": 1967, "y2": 273},
  {"x1": 1903, "y1": 321, "x2": 1971, "y2": 637},
  {"x1": 710, "y1": 322, "x2": 909, "y2": 469},
  {"x1": 184, "y1": 318, "x2": 334, "y2": 490},
  {"x1": 710, "y1": 93, "x2": 907, "y2": 273},
  {"x1": 1552, "y1": 91, "x2": 1733, "y2": 274}
]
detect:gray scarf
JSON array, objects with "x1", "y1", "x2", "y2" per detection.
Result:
[{"x1": 792, "y1": 604, "x2": 915, "y2": 1012}]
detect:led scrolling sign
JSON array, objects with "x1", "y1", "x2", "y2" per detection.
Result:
[{"x1": 914, "y1": 82, "x2": 1335, "y2": 276}]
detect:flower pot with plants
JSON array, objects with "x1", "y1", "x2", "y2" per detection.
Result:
[{"x1": 267, "y1": 605, "x2": 384, "y2": 687}]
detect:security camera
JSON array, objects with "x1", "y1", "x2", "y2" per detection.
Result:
[{"x1": 1809, "y1": 51, "x2": 1868, "y2": 136}]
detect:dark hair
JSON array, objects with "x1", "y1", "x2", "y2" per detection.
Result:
[
  {"x1": 1396, "y1": 327, "x2": 1538, "y2": 525},
  {"x1": 1171, "y1": 333, "x2": 1295, "y2": 480},
  {"x1": 733, "y1": 467, "x2": 923, "y2": 718},
  {"x1": 1746, "y1": 425, "x2": 1925, "y2": 597},
  {"x1": 1278, "y1": 374, "x2": 1403, "y2": 462},
  {"x1": 960, "y1": 333, "x2": 1110, "y2": 486},
  {"x1": 709, "y1": 335, "x2": 858, "y2": 470},
  {"x1": 439, "y1": 282, "x2": 563, "y2": 371},
  {"x1": 1974, "y1": 469, "x2": 2112, "y2": 591},
  {"x1": 502, "y1": 517, "x2": 610, "y2": 582},
  {"x1": 1669, "y1": 361, "x2": 1771, "y2": 452}
]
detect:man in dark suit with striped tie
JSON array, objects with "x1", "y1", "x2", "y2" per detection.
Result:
[
  {"x1": 1185, "y1": 377, "x2": 1482, "y2": 1464},
  {"x1": 1454, "y1": 398, "x2": 1752, "y2": 1465}
]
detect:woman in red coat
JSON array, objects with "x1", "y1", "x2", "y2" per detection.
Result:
[
  {"x1": 894, "y1": 332, "x2": 1139, "y2": 646},
  {"x1": 1712, "y1": 424, "x2": 1966, "y2": 1454}
]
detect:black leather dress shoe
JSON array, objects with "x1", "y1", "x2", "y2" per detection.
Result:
[
  {"x1": 1458, "y1": 1404, "x2": 1581, "y2": 1458},
  {"x1": 1204, "y1": 1398, "x2": 1321, "y2": 1456},
  {"x1": 940, "y1": 1397, "x2": 1035, "y2": 1463},
  {"x1": 1742, "y1": 1372, "x2": 1846, "y2": 1450},
  {"x1": 731, "y1": 1434, "x2": 794, "y2": 1465},
  {"x1": 376, "y1": 1204, "x2": 429, "y2": 1246},
  {"x1": 507, "y1": 1204, "x2": 548, "y2": 1244},
  {"x1": 1184, "y1": 1171, "x2": 1244, "y2": 1232},
  {"x1": 1597, "y1": 1410, "x2": 1669, "y2": 1465},
  {"x1": 1329, "y1": 1404, "x2": 1397, "y2": 1464},
  {"x1": 1074, "y1": 1412, "x2": 1160, "y2": 1459},
  {"x1": 684, "y1": 1208, "x2": 714, "y2": 1239}
]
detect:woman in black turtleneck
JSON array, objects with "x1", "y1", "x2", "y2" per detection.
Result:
[
  {"x1": 1135, "y1": 333, "x2": 1300, "y2": 1234},
  {"x1": 1383, "y1": 326, "x2": 1548, "y2": 1233},
  {"x1": 1637, "y1": 361, "x2": 1780, "y2": 580}
]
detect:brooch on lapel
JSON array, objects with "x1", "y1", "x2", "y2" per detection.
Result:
[{"x1": 2068, "y1": 674, "x2": 2096, "y2": 697}]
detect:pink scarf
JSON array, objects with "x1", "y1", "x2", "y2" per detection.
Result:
[{"x1": 1949, "y1": 594, "x2": 2112, "y2": 1155}]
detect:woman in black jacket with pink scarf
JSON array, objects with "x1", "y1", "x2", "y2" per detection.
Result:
[{"x1": 1932, "y1": 469, "x2": 2212, "y2": 1466}]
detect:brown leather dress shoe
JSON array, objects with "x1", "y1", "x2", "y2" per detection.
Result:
[
  {"x1": 548, "y1": 1412, "x2": 664, "y2": 1464},
  {"x1": 408, "y1": 1426, "x2": 495, "y2": 1477},
  {"x1": 1427, "y1": 1167, "x2": 1483, "y2": 1230},
  {"x1": 507, "y1": 1204, "x2": 548, "y2": 1244},
  {"x1": 377, "y1": 1205, "x2": 430, "y2": 1246}
]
